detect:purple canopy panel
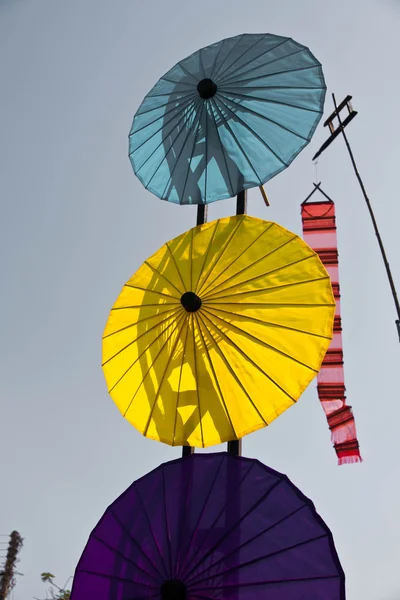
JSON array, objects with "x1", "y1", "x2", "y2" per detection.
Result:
[{"x1": 71, "y1": 453, "x2": 345, "y2": 600}]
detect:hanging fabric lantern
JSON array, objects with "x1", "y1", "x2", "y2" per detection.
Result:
[{"x1": 301, "y1": 185, "x2": 362, "y2": 465}]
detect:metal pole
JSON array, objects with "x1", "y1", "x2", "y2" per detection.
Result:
[
  {"x1": 227, "y1": 191, "x2": 248, "y2": 458},
  {"x1": 182, "y1": 204, "x2": 208, "y2": 458},
  {"x1": 332, "y1": 93, "x2": 400, "y2": 342}
]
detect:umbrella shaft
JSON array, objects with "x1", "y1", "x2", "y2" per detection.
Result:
[
  {"x1": 236, "y1": 190, "x2": 247, "y2": 215},
  {"x1": 227, "y1": 440, "x2": 242, "y2": 456},
  {"x1": 182, "y1": 196, "x2": 246, "y2": 459},
  {"x1": 182, "y1": 205, "x2": 209, "y2": 458},
  {"x1": 228, "y1": 190, "x2": 247, "y2": 458},
  {"x1": 197, "y1": 204, "x2": 208, "y2": 225}
]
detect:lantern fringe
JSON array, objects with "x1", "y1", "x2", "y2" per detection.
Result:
[{"x1": 338, "y1": 454, "x2": 363, "y2": 466}]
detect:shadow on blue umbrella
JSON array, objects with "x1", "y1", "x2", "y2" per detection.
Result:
[{"x1": 129, "y1": 33, "x2": 326, "y2": 205}]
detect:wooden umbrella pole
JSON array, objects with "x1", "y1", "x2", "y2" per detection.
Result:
[
  {"x1": 332, "y1": 93, "x2": 400, "y2": 342},
  {"x1": 182, "y1": 204, "x2": 208, "y2": 458}
]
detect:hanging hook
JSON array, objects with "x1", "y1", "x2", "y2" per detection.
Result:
[{"x1": 312, "y1": 158, "x2": 319, "y2": 184}]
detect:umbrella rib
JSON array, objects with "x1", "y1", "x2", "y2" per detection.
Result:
[
  {"x1": 205, "y1": 276, "x2": 333, "y2": 301},
  {"x1": 218, "y1": 91, "x2": 310, "y2": 142},
  {"x1": 196, "y1": 217, "x2": 245, "y2": 298},
  {"x1": 212, "y1": 96, "x2": 265, "y2": 179},
  {"x1": 221, "y1": 85, "x2": 325, "y2": 90},
  {"x1": 197, "y1": 311, "x2": 267, "y2": 427},
  {"x1": 130, "y1": 95, "x2": 197, "y2": 158},
  {"x1": 133, "y1": 488, "x2": 171, "y2": 580},
  {"x1": 159, "y1": 99, "x2": 204, "y2": 199},
  {"x1": 175, "y1": 62, "x2": 199, "y2": 85},
  {"x1": 76, "y1": 568, "x2": 160, "y2": 591},
  {"x1": 108, "y1": 312, "x2": 184, "y2": 398},
  {"x1": 146, "y1": 89, "x2": 199, "y2": 99},
  {"x1": 90, "y1": 532, "x2": 161, "y2": 584},
  {"x1": 165, "y1": 242, "x2": 188, "y2": 294},
  {"x1": 132, "y1": 97, "x2": 199, "y2": 177},
  {"x1": 144, "y1": 260, "x2": 185, "y2": 296},
  {"x1": 208, "y1": 101, "x2": 235, "y2": 197},
  {"x1": 216, "y1": 36, "x2": 290, "y2": 85},
  {"x1": 141, "y1": 313, "x2": 188, "y2": 435},
  {"x1": 177, "y1": 455, "x2": 227, "y2": 580},
  {"x1": 218, "y1": 45, "x2": 304, "y2": 86},
  {"x1": 220, "y1": 63, "x2": 323, "y2": 89},
  {"x1": 108, "y1": 507, "x2": 166, "y2": 580},
  {"x1": 161, "y1": 465, "x2": 173, "y2": 577},
  {"x1": 143, "y1": 99, "x2": 202, "y2": 189},
  {"x1": 103, "y1": 306, "x2": 181, "y2": 339},
  {"x1": 199, "y1": 47, "x2": 207, "y2": 80},
  {"x1": 130, "y1": 92, "x2": 197, "y2": 137},
  {"x1": 212, "y1": 34, "x2": 245, "y2": 81},
  {"x1": 185, "y1": 476, "x2": 285, "y2": 584},
  {"x1": 186, "y1": 503, "x2": 309, "y2": 584},
  {"x1": 124, "y1": 283, "x2": 179, "y2": 301},
  {"x1": 102, "y1": 308, "x2": 180, "y2": 368},
  {"x1": 179, "y1": 459, "x2": 257, "y2": 582},
  {"x1": 193, "y1": 219, "x2": 220, "y2": 294},
  {"x1": 190, "y1": 534, "x2": 330, "y2": 587},
  {"x1": 214, "y1": 34, "x2": 270, "y2": 83},
  {"x1": 202, "y1": 306, "x2": 318, "y2": 373},
  {"x1": 191, "y1": 314, "x2": 205, "y2": 447},
  {"x1": 202, "y1": 233, "x2": 298, "y2": 299},
  {"x1": 199, "y1": 309, "x2": 298, "y2": 401},
  {"x1": 200, "y1": 223, "x2": 279, "y2": 297},
  {"x1": 194, "y1": 313, "x2": 238, "y2": 438},
  {"x1": 204, "y1": 305, "x2": 332, "y2": 340},
  {"x1": 215, "y1": 87, "x2": 321, "y2": 115},
  {"x1": 203, "y1": 254, "x2": 317, "y2": 301},
  {"x1": 192, "y1": 573, "x2": 338, "y2": 591},
  {"x1": 111, "y1": 303, "x2": 180, "y2": 310},
  {"x1": 208, "y1": 301, "x2": 335, "y2": 308},
  {"x1": 208, "y1": 38, "x2": 225, "y2": 80},
  {"x1": 172, "y1": 319, "x2": 189, "y2": 447},
  {"x1": 134, "y1": 90, "x2": 198, "y2": 118},
  {"x1": 214, "y1": 94, "x2": 288, "y2": 168},
  {"x1": 161, "y1": 76, "x2": 197, "y2": 87}
]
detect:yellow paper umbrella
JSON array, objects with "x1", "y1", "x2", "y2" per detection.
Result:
[{"x1": 102, "y1": 215, "x2": 335, "y2": 447}]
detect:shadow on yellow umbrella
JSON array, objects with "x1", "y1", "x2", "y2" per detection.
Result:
[{"x1": 102, "y1": 215, "x2": 335, "y2": 447}]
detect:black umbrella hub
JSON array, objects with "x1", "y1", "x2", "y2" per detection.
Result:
[
  {"x1": 181, "y1": 291, "x2": 202, "y2": 312},
  {"x1": 160, "y1": 580, "x2": 187, "y2": 600},
  {"x1": 197, "y1": 78, "x2": 217, "y2": 99}
]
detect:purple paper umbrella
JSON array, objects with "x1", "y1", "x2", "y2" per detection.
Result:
[{"x1": 71, "y1": 453, "x2": 345, "y2": 600}]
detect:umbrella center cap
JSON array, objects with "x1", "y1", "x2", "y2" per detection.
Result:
[
  {"x1": 197, "y1": 78, "x2": 217, "y2": 99},
  {"x1": 181, "y1": 291, "x2": 202, "y2": 312},
  {"x1": 160, "y1": 580, "x2": 187, "y2": 600}
]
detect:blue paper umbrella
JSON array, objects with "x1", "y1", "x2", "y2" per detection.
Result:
[{"x1": 129, "y1": 33, "x2": 326, "y2": 205}]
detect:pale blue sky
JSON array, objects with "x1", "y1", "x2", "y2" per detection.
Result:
[{"x1": 1, "y1": 1, "x2": 400, "y2": 599}]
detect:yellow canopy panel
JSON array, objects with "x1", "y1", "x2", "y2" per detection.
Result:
[{"x1": 102, "y1": 215, "x2": 335, "y2": 447}]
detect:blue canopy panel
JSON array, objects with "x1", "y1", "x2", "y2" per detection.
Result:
[{"x1": 129, "y1": 33, "x2": 326, "y2": 205}]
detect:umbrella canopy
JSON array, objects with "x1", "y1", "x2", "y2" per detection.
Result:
[
  {"x1": 129, "y1": 33, "x2": 326, "y2": 205},
  {"x1": 102, "y1": 215, "x2": 335, "y2": 447},
  {"x1": 70, "y1": 453, "x2": 345, "y2": 600}
]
